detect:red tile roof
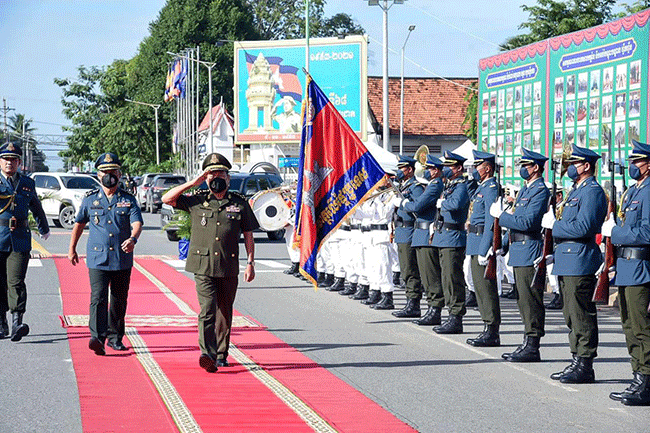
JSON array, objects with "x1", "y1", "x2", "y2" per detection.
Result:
[{"x1": 367, "y1": 76, "x2": 477, "y2": 136}]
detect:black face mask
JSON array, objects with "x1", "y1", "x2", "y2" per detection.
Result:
[
  {"x1": 101, "y1": 173, "x2": 118, "y2": 188},
  {"x1": 209, "y1": 177, "x2": 227, "y2": 193}
]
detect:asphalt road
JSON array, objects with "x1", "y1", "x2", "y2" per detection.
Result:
[{"x1": 1, "y1": 212, "x2": 647, "y2": 433}]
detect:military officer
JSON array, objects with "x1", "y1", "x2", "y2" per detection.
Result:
[
  {"x1": 492, "y1": 148, "x2": 550, "y2": 361},
  {"x1": 0, "y1": 142, "x2": 49, "y2": 341},
  {"x1": 401, "y1": 155, "x2": 445, "y2": 325},
  {"x1": 432, "y1": 151, "x2": 470, "y2": 334},
  {"x1": 541, "y1": 144, "x2": 607, "y2": 383},
  {"x1": 68, "y1": 153, "x2": 143, "y2": 355},
  {"x1": 391, "y1": 156, "x2": 425, "y2": 318},
  {"x1": 466, "y1": 150, "x2": 501, "y2": 346},
  {"x1": 162, "y1": 153, "x2": 259, "y2": 373},
  {"x1": 602, "y1": 139, "x2": 650, "y2": 406}
]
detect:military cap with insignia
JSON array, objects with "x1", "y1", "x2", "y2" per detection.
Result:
[
  {"x1": 520, "y1": 147, "x2": 548, "y2": 166},
  {"x1": 95, "y1": 152, "x2": 121, "y2": 170},
  {"x1": 565, "y1": 144, "x2": 601, "y2": 163},
  {"x1": 628, "y1": 139, "x2": 650, "y2": 161},
  {"x1": 424, "y1": 155, "x2": 444, "y2": 169},
  {"x1": 202, "y1": 153, "x2": 232, "y2": 172},
  {"x1": 0, "y1": 142, "x2": 22, "y2": 159},
  {"x1": 441, "y1": 150, "x2": 466, "y2": 166},
  {"x1": 472, "y1": 150, "x2": 496, "y2": 166},
  {"x1": 396, "y1": 155, "x2": 417, "y2": 169}
]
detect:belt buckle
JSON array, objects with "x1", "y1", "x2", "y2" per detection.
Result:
[{"x1": 9, "y1": 216, "x2": 16, "y2": 231}]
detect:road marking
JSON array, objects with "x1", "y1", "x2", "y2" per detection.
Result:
[
  {"x1": 133, "y1": 261, "x2": 195, "y2": 316},
  {"x1": 31, "y1": 238, "x2": 51, "y2": 258},
  {"x1": 163, "y1": 259, "x2": 187, "y2": 268},
  {"x1": 28, "y1": 259, "x2": 42, "y2": 267},
  {"x1": 255, "y1": 259, "x2": 287, "y2": 268}
]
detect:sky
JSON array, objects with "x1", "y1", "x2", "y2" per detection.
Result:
[{"x1": 0, "y1": 0, "x2": 534, "y2": 170}]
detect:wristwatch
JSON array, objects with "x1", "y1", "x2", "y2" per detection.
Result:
[
  {"x1": 129, "y1": 236, "x2": 138, "y2": 244},
  {"x1": 247, "y1": 261, "x2": 254, "y2": 266}
]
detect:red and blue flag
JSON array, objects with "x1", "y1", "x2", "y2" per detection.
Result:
[
  {"x1": 294, "y1": 76, "x2": 386, "y2": 284},
  {"x1": 245, "y1": 53, "x2": 302, "y2": 102}
]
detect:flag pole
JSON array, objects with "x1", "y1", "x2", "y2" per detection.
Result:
[{"x1": 305, "y1": 0, "x2": 310, "y2": 73}]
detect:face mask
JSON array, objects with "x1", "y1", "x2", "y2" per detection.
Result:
[
  {"x1": 567, "y1": 164, "x2": 579, "y2": 181},
  {"x1": 423, "y1": 170, "x2": 432, "y2": 181},
  {"x1": 101, "y1": 173, "x2": 118, "y2": 188},
  {"x1": 629, "y1": 163, "x2": 642, "y2": 180},
  {"x1": 442, "y1": 167, "x2": 453, "y2": 179},
  {"x1": 209, "y1": 177, "x2": 228, "y2": 193},
  {"x1": 395, "y1": 170, "x2": 405, "y2": 181},
  {"x1": 520, "y1": 166, "x2": 531, "y2": 180},
  {"x1": 472, "y1": 169, "x2": 481, "y2": 181}
]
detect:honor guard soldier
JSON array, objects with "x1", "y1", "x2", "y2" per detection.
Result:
[
  {"x1": 401, "y1": 155, "x2": 445, "y2": 325},
  {"x1": 541, "y1": 144, "x2": 607, "y2": 383},
  {"x1": 162, "y1": 153, "x2": 259, "y2": 373},
  {"x1": 602, "y1": 140, "x2": 650, "y2": 405},
  {"x1": 391, "y1": 155, "x2": 425, "y2": 318},
  {"x1": 492, "y1": 148, "x2": 550, "y2": 361},
  {"x1": 466, "y1": 150, "x2": 501, "y2": 346},
  {"x1": 432, "y1": 151, "x2": 470, "y2": 334},
  {"x1": 68, "y1": 153, "x2": 143, "y2": 355},
  {"x1": 0, "y1": 142, "x2": 49, "y2": 341}
]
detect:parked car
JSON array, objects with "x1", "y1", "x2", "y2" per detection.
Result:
[
  {"x1": 31, "y1": 172, "x2": 100, "y2": 229},
  {"x1": 136, "y1": 173, "x2": 164, "y2": 208},
  {"x1": 144, "y1": 174, "x2": 186, "y2": 213}
]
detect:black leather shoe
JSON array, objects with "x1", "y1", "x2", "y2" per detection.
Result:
[
  {"x1": 413, "y1": 306, "x2": 441, "y2": 325},
  {"x1": 318, "y1": 273, "x2": 334, "y2": 288},
  {"x1": 0, "y1": 313, "x2": 8, "y2": 339},
  {"x1": 361, "y1": 289, "x2": 381, "y2": 305},
  {"x1": 316, "y1": 272, "x2": 326, "y2": 286},
  {"x1": 216, "y1": 358, "x2": 230, "y2": 367},
  {"x1": 350, "y1": 284, "x2": 370, "y2": 300},
  {"x1": 467, "y1": 324, "x2": 500, "y2": 347},
  {"x1": 546, "y1": 292, "x2": 563, "y2": 310},
  {"x1": 284, "y1": 262, "x2": 299, "y2": 275},
  {"x1": 339, "y1": 283, "x2": 357, "y2": 296},
  {"x1": 501, "y1": 287, "x2": 518, "y2": 299},
  {"x1": 550, "y1": 355, "x2": 578, "y2": 380},
  {"x1": 89, "y1": 337, "x2": 105, "y2": 356},
  {"x1": 506, "y1": 336, "x2": 540, "y2": 362},
  {"x1": 10, "y1": 312, "x2": 29, "y2": 342},
  {"x1": 199, "y1": 354, "x2": 218, "y2": 373},
  {"x1": 325, "y1": 277, "x2": 345, "y2": 292},
  {"x1": 372, "y1": 292, "x2": 394, "y2": 310},
  {"x1": 433, "y1": 314, "x2": 463, "y2": 334},
  {"x1": 465, "y1": 291, "x2": 478, "y2": 308},
  {"x1": 107, "y1": 340, "x2": 128, "y2": 351},
  {"x1": 622, "y1": 374, "x2": 650, "y2": 406},
  {"x1": 610, "y1": 372, "x2": 643, "y2": 401},
  {"x1": 559, "y1": 357, "x2": 595, "y2": 384},
  {"x1": 391, "y1": 298, "x2": 421, "y2": 318},
  {"x1": 392, "y1": 272, "x2": 401, "y2": 286}
]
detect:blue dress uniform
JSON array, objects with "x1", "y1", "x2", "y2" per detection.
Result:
[
  {"x1": 0, "y1": 143, "x2": 49, "y2": 341},
  {"x1": 465, "y1": 150, "x2": 501, "y2": 346},
  {"x1": 402, "y1": 155, "x2": 445, "y2": 325},
  {"x1": 75, "y1": 153, "x2": 143, "y2": 350},
  {"x1": 392, "y1": 155, "x2": 425, "y2": 318},
  {"x1": 498, "y1": 148, "x2": 550, "y2": 362},
  {"x1": 608, "y1": 140, "x2": 650, "y2": 405},
  {"x1": 547, "y1": 145, "x2": 607, "y2": 383},
  {"x1": 432, "y1": 151, "x2": 470, "y2": 334}
]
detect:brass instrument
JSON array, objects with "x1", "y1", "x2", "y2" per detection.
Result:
[{"x1": 413, "y1": 145, "x2": 429, "y2": 181}]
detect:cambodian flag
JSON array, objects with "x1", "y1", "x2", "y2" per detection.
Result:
[
  {"x1": 294, "y1": 76, "x2": 386, "y2": 285},
  {"x1": 245, "y1": 53, "x2": 302, "y2": 102}
]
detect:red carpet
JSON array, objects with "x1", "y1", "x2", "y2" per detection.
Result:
[{"x1": 56, "y1": 257, "x2": 417, "y2": 432}]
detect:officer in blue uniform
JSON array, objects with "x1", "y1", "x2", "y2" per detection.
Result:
[
  {"x1": 68, "y1": 153, "x2": 143, "y2": 356},
  {"x1": 401, "y1": 155, "x2": 445, "y2": 326},
  {"x1": 391, "y1": 155, "x2": 425, "y2": 318},
  {"x1": 432, "y1": 150, "x2": 470, "y2": 334},
  {"x1": 492, "y1": 148, "x2": 550, "y2": 361},
  {"x1": 602, "y1": 140, "x2": 650, "y2": 405},
  {"x1": 0, "y1": 143, "x2": 49, "y2": 341},
  {"x1": 465, "y1": 150, "x2": 501, "y2": 347},
  {"x1": 541, "y1": 144, "x2": 607, "y2": 383}
]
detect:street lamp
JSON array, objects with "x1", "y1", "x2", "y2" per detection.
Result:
[
  {"x1": 367, "y1": 0, "x2": 407, "y2": 152},
  {"x1": 125, "y1": 99, "x2": 161, "y2": 165},
  {"x1": 400, "y1": 25, "x2": 415, "y2": 155}
]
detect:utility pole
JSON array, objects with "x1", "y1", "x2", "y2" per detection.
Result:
[{"x1": 1, "y1": 98, "x2": 15, "y2": 141}]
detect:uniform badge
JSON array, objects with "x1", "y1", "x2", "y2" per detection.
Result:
[
  {"x1": 201, "y1": 216, "x2": 207, "y2": 226},
  {"x1": 93, "y1": 200, "x2": 100, "y2": 206},
  {"x1": 94, "y1": 215, "x2": 100, "y2": 224},
  {"x1": 226, "y1": 205, "x2": 240, "y2": 213},
  {"x1": 210, "y1": 154, "x2": 219, "y2": 164},
  {"x1": 105, "y1": 154, "x2": 113, "y2": 163}
]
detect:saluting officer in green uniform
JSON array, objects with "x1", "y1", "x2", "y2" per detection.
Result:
[
  {"x1": 0, "y1": 142, "x2": 49, "y2": 341},
  {"x1": 162, "y1": 153, "x2": 259, "y2": 373}
]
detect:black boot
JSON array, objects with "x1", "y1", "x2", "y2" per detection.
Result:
[
  {"x1": 546, "y1": 292, "x2": 563, "y2": 310},
  {"x1": 434, "y1": 314, "x2": 463, "y2": 334},
  {"x1": 413, "y1": 306, "x2": 441, "y2": 325},
  {"x1": 361, "y1": 289, "x2": 381, "y2": 305},
  {"x1": 465, "y1": 291, "x2": 478, "y2": 308},
  {"x1": 610, "y1": 372, "x2": 643, "y2": 401},
  {"x1": 318, "y1": 273, "x2": 334, "y2": 288},
  {"x1": 339, "y1": 282, "x2": 357, "y2": 296},
  {"x1": 0, "y1": 312, "x2": 8, "y2": 339},
  {"x1": 325, "y1": 277, "x2": 345, "y2": 292},
  {"x1": 550, "y1": 354, "x2": 578, "y2": 380},
  {"x1": 10, "y1": 312, "x2": 29, "y2": 342},
  {"x1": 506, "y1": 336, "x2": 541, "y2": 362},
  {"x1": 467, "y1": 324, "x2": 500, "y2": 347},
  {"x1": 350, "y1": 284, "x2": 370, "y2": 300},
  {"x1": 284, "y1": 262, "x2": 299, "y2": 275},
  {"x1": 316, "y1": 272, "x2": 326, "y2": 286},
  {"x1": 559, "y1": 356, "x2": 595, "y2": 384},
  {"x1": 392, "y1": 272, "x2": 401, "y2": 286},
  {"x1": 372, "y1": 292, "x2": 394, "y2": 310},
  {"x1": 622, "y1": 373, "x2": 650, "y2": 406},
  {"x1": 391, "y1": 298, "x2": 421, "y2": 318}
]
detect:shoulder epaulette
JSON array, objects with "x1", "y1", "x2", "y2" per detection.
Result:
[
  {"x1": 230, "y1": 191, "x2": 246, "y2": 200},
  {"x1": 118, "y1": 187, "x2": 134, "y2": 197},
  {"x1": 85, "y1": 188, "x2": 99, "y2": 197}
]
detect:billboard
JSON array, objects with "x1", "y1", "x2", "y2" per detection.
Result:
[
  {"x1": 234, "y1": 35, "x2": 368, "y2": 144},
  {"x1": 478, "y1": 9, "x2": 650, "y2": 187}
]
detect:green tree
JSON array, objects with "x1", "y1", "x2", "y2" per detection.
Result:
[{"x1": 6, "y1": 114, "x2": 48, "y2": 172}]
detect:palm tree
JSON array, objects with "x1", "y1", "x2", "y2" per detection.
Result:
[{"x1": 8, "y1": 114, "x2": 38, "y2": 172}]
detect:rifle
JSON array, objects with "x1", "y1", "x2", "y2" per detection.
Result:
[
  {"x1": 484, "y1": 163, "x2": 501, "y2": 281},
  {"x1": 531, "y1": 158, "x2": 558, "y2": 290}
]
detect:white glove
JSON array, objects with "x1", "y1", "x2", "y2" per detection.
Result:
[
  {"x1": 429, "y1": 222, "x2": 436, "y2": 237},
  {"x1": 489, "y1": 201, "x2": 503, "y2": 219},
  {"x1": 390, "y1": 196, "x2": 402, "y2": 208},
  {"x1": 40, "y1": 232, "x2": 50, "y2": 241},
  {"x1": 533, "y1": 255, "x2": 543, "y2": 267},
  {"x1": 436, "y1": 198, "x2": 445, "y2": 209},
  {"x1": 541, "y1": 210, "x2": 556, "y2": 229},
  {"x1": 595, "y1": 261, "x2": 606, "y2": 277},
  {"x1": 478, "y1": 247, "x2": 493, "y2": 266},
  {"x1": 601, "y1": 213, "x2": 616, "y2": 237},
  {"x1": 545, "y1": 254, "x2": 554, "y2": 265}
]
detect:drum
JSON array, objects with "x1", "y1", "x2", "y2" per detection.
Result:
[{"x1": 249, "y1": 190, "x2": 291, "y2": 232}]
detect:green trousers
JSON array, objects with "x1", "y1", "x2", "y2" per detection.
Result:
[
  {"x1": 470, "y1": 255, "x2": 500, "y2": 325},
  {"x1": 416, "y1": 247, "x2": 444, "y2": 308},
  {"x1": 439, "y1": 247, "x2": 466, "y2": 317},
  {"x1": 618, "y1": 284, "x2": 650, "y2": 375},
  {"x1": 398, "y1": 243, "x2": 422, "y2": 300},
  {"x1": 0, "y1": 251, "x2": 31, "y2": 314},
  {"x1": 88, "y1": 268, "x2": 131, "y2": 343},
  {"x1": 514, "y1": 266, "x2": 545, "y2": 337},
  {"x1": 195, "y1": 274, "x2": 238, "y2": 360},
  {"x1": 560, "y1": 275, "x2": 598, "y2": 358}
]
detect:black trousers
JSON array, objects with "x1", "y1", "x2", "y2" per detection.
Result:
[
  {"x1": 88, "y1": 268, "x2": 132, "y2": 343},
  {"x1": 0, "y1": 250, "x2": 30, "y2": 314}
]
